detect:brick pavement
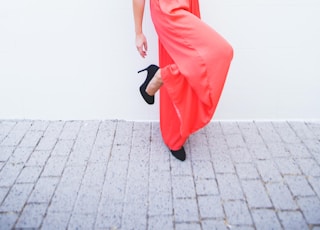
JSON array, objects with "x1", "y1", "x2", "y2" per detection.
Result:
[{"x1": 0, "y1": 120, "x2": 320, "y2": 229}]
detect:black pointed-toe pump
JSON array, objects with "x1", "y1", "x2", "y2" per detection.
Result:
[
  {"x1": 170, "y1": 146, "x2": 186, "y2": 161},
  {"x1": 138, "y1": 64, "x2": 159, "y2": 105}
]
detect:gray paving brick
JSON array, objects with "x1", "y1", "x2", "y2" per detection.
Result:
[
  {"x1": 272, "y1": 121, "x2": 301, "y2": 144},
  {"x1": 216, "y1": 173, "x2": 244, "y2": 200},
  {"x1": 256, "y1": 160, "x2": 282, "y2": 183},
  {"x1": 198, "y1": 195, "x2": 224, "y2": 219},
  {"x1": 267, "y1": 143, "x2": 291, "y2": 158},
  {"x1": 308, "y1": 176, "x2": 320, "y2": 197},
  {"x1": 0, "y1": 187, "x2": 9, "y2": 204},
  {"x1": 220, "y1": 122, "x2": 241, "y2": 135},
  {"x1": 42, "y1": 155, "x2": 67, "y2": 176},
  {"x1": 238, "y1": 122, "x2": 265, "y2": 145},
  {"x1": 93, "y1": 120, "x2": 116, "y2": 147},
  {"x1": 256, "y1": 122, "x2": 283, "y2": 143},
  {"x1": 251, "y1": 209, "x2": 282, "y2": 230},
  {"x1": 131, "y1": 145, "x2": 150, "y2": 163},
  {"x1": 25, "y1": 150, "x2": 51, "y2": 166},
  {"x1": 212, "y1": 153, "x2": 235, "y2": 174},
  {"x1": 28, "y1": 177, "x2": 59, "y2": 203},
  {"x1": 278, "y1": 211, "x2": 309, "y2": 230},
  {"x1": 16, "y1": 166, "x2": 42, "y2": 183},
  {"x1": 59, "y1": 120, "x2": 82, "y2": 140},
  {"x1": 0, "y1": 146, "x2": 14, "y2": 162},
  {"x1": 148, "y1": 215, "x2": 174, "y2": 230},
  {"x1": 304, "y1": 139, "x2": 320, "y2": 163},
  {"x1": 235, "y1": 163, "x2": 260, "y2": 180},
  {"x1": 0, "y1": 121, "x2": 16, "y2": 144},
  {"x1": 172, "y1": 176, "x2": 196, "y2": 199},
  {"x1": 132, "y1": 122, "x2": 151, "y2": 148},
  {"x1": 287, "y1": 143, "x2": 312, "y2": 158},
  {"x1": 149, "y1": 170, "x2": 171, "y2": 193},
  {"x1": 0, "y1": 213, "x2": 19, "y2": 230},
  {"x1": 0, "y1": 183, "x2": 33, "y2": 212},
  {"x1": 19, "y1": 130, "x2": 43, "y2": 148},
  {"x1": 248, "y1": 144, "x2": 271, "y2": 160},
  {"x1": 113, "y1": 121, "x2": 133, "y2": 146},
  {"x1": 306, "y1": 122, "x2": 320, "y2": 139},
  {"x1": 224, "y1": 200, "x2": 252, "y2": 225},
  {"x1": 202, "y1": 220, "x2": 229, "y2": 230},
  {"x1": 194, "y1": 178, "x2": 219, "y2": 196},
  {"x1": 284, "y1": 175, "x2": 315, "y2": 197},
  {"x1": 15, "y1": 203, "x2": 47, "y2": 228},
  {"x1": 51, "y1": 139, "x2": 74, "y2": 156},
  {"x1": 0, "y1": 121, "x2": 32, "y2": 146},
  {"x1": 171, "y1": 156, "x2": 193, "y2": 176},
  {"x1": 296, "y1": 196, "x2": 320, "y2": 224},
  {"x1": 173, "y1": 198, "x2": 199, "y2": 222},
  {"x1": 274, "y1": 157, "x2": 302, "y2": 175},
  {"x1": 95, "y1": 202, "x2": 123, "y2": 229},
  {"x1": 36, "y1": 136, "x2": 58, "y2": 151},
  {"x1": 289, "y1": 121, "x2": 317, "y2": 140},
  {"x1": 8, "y1": 147, "x2": 33, "y2": 164},
  {"x1": 121, "y1": 199, "x2": 147, "y2": 230},
  {"x1": 297, "y1": 158, "x2": 320, "y2": 177},
  {"x1": 68, "y1": 213, "x2": 96, "y2": 230},
  {"x1": 149, "y1": 192, "x2": 172, "y2": 216},
  {"x1": 175, "y1": 223, "x2": 201, "y2": 230},
  {"x1": 192, "y1": 161, "x2": 215, "y2": 180},
  {"x1": 229, "y1": 147, "x2": 253, "y2": 163},
  {"x1": 0, "y1": 162, "x2": 24, "y2": 187},
  {"x1": 205, "y1": 121, "x2": 223, "y2": 138},
  {"x1": 109, "y1": 144, "x2": 131, "y2": 161},
  {"x1": 207, "y1": 136, "x2": 229, "y2": 154},
  {"x1": 226, "y1": 133, "x2": 247, "y2": 149},
  {"x1": 241, "y1": 180, "x2": 272, "y2": 208},
  {"x1": 29, "y1": 120, "x2": 49, "y2": 131},
  {"x1": 189, "y1": 133, "x2": 211, "y2": 160},
  {"x1": 41, "y1": 212, "x2": 71, "y2": 230},
  {"x1": 89, "y1": 145, "x2": 112, "y2": 164},
  {"x1": 266, "y1": 182, "x2": 297, "y2": 210}
]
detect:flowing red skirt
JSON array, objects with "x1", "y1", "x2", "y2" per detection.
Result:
[{"x1": 150, "y1": 0, "x2": 233, "y2": 150}]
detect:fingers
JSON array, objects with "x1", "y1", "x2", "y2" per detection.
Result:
[{"x1": 136, "y1": 34, "x2": 148, "y2": 58}]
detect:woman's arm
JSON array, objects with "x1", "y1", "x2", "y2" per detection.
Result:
[{"x1": 133, "y1": 0, "x2": 148, "y2": 58}]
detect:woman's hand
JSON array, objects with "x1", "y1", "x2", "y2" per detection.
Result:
[{"x1": 136, "y1": 33, "x2": 148, "y2": 58}]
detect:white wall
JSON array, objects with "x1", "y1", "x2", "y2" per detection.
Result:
[{"x1": 0, "y1": 0, "x2": 319, "y2": 121}]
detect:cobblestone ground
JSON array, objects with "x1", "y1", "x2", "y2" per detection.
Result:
[{"x1": 0, "y1": 120, "x2": 320, "y2": 230}]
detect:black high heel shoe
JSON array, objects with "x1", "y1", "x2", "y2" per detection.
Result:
[
  {"x1": 138, "y1": 64, "x2": 159, "y2": 105},
  {"x1": 170, "y1": 146, "x2": 186, "y2": 161}
]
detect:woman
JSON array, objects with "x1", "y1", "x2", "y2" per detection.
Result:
[{"x1": 133, "y1": 0, "x2": 233, "y2": 161}]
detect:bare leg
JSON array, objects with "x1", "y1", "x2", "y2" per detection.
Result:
[{"x1": 146, "y1": 69, "x2": 163, "y2": 96}]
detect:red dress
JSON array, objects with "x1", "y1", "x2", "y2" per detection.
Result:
[{"x1": 150, "y1": 0, "x2": 233, "y2": 150}]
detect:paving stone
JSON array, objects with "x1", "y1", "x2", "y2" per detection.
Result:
[
  {"x1": 94, "y1": 120, "x2": 117, "y2": 147},
  {"x1": 198, "y1": 195, "x2": 224, "y2": 219},
  {"x1": 0, "y1": 183, "x2": 33, "y2": 212},
  {"x1": 15, "y1": 203, "x2": 47, "y2": 228},
  {"x1": 51, "y1": 139, "x2": 74, "y2": 156},
  {"x1": 296, "y1": 158, "x2": 320, "y2": 177},
  {"x1": 256, "y1": 160, "x2": 282, "y2": 183},
  {"x1": 225, "y1": 133, "x2": 247, "y2": 149},
  {"x1": 175, "y1": 223, "x2": 201, "y2": 230},
  {"x1": 68, "y1": 213, "x2": 96, "y2": 230},
  {"x1": 194, "y1": 178, "x2": 219, "y2": 196},
  {"x1": 296, "y1": 196, "x2": 320, "y2": 224},
  {"x1": 19, "y1": 130, "x2": 43, "y2": 148},
  {"x1": 0, "y1": 146, "x2": 14, "y2": 162},
  {"x1": 95, "y1": 202, "x2": 123, "y2": 229},
  {"x1": 216, "y1": 173, "x2": 244, "y2": 200},
  {"x1": 25, "y1": 150, "x2": 51, "y2": 166},
  {"x1": 0, "y1": 162, "x2": 24, "y2": 187},
  {"x1": 224, "y1": 200, "x2": 252, "y2": 225},
  {"x1": 308, "y1": 176, "x2": 320, "y2": 197},
  {"x1": 149, "y1": 192, "x2": 172, "y2": 216},
  {"x1": 189, "y1": 133, "x2": 211, "y2": 160},
  {"x1": 235, "y1": 163, "x2": 260, "y2": 180},
  {"x1": 16, "y1": 166, "x2": 42, "y2": 183},
  {"x1": 59, "y1": 121, "x2": 82, "y2": 140},
  {"x1": 220, "y1": 122, "x2": 241, "y2": 135},
  {"x1": 241, "y1": 180, "x2": 272, "y2": 208},
  {"x1": 286, "y1": 143, "x2": 312, "y2": 158},
  {"x1": 289, "y1": 121, "x2": 317, "y2": 140},
  {"x1": 148, "y1": 215, "x2": 174, "y2": 230},
  {"x1": 28, "y1": 177, "x2": 59, "y2": 203},
  {"x1": 171, "y1": 155, "x2": 193, "y2": 176},
  {"x1": 284, "y1": 175, "x2": 315, "y2": 197},
  {"x1": 238, "y1": 122, "x2": 264, "y2": 145},
  {"x1": 1, "y1": 121, "x2": 32, "y2": 146},
  {"x1": 192, "y1": 161, "x2": 215, "y2": 179},
  {"x1": 29, "y1": 120, "x2": 49, "y2": 131},
  {"x1": 266, "y1": 182, "x2": 297, "y2": 210},
  {"x1": 212, "y1": 153, "x2": 235, "y2": 174},
  {"x1": 248, "y1": 144, "x2": 271, "y2": 160},
  {"x1": 0, "y1": 187, "x2": 9, "y2": 204},
  {"x1": 306, "y1": 122, "x2": 320, "y2": 139},
  {"x1": 113, "y1": 121, "x2": 133, "y2": 146},
  {"x1": 251, "y1": 209, "x2": 282, "y2": 230},
  {"x1": 255, "y1": 122, "x2": 282, "y2": 143},
  {"x1": 0, "y1": 121, "x2": 16, "y2": 144},
  {"x1": 42, "y1": 156, "x2": 67, "y2": 176},
  {"x1": 274, "y1": 157, "x2": 302, "y2": 175},
  {"x1": 267, "y1": 142, "x2": 291, "y2": 158},
  {"x1": 121, "y1": 199, "x2": 147, "y2": 230},
  {"x1": 173, "y1": 198, "x2": 199, "y2": 222},
  {"x1": 229, "y1": 147, "x2": 253, "y2": 163},
  {"x1": 172, "y1": 176, "x2": 196, "y2": 199},
  {"x1": 278, "y1": 211, "x2": 309, "y2": 230},
  {"x1": 272, "y1": 121, "x2": 301, "y2": 144},
  {"x1": 0, "y1": 213, "x2": 19, "y2": 230},
  {"x1": 202, "y1": 220, "x2": 229, "y2": 230},
  {"x1": 41, "y1": 212, "x2": 71, "y2": 230},
  {"x1": 8, "y1": 147, "x2": 33, "y2": 164},
  {"x1": 149, "y1": 170, "x2": 171, "y2": 193}
]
